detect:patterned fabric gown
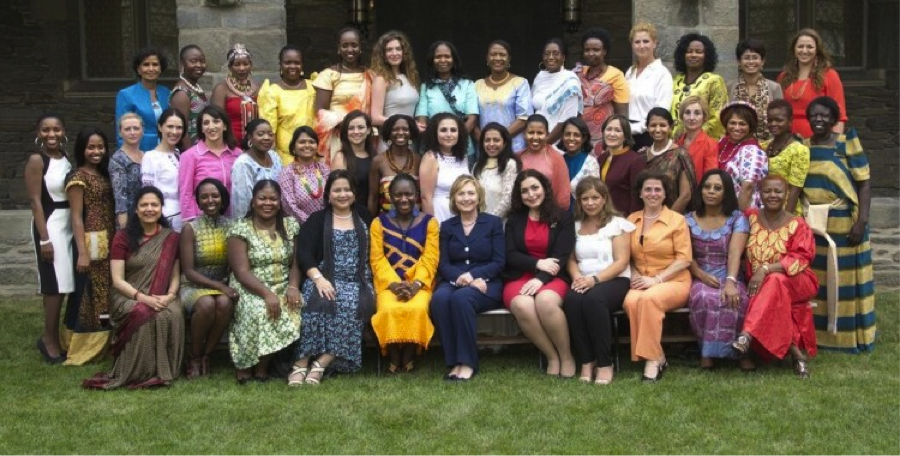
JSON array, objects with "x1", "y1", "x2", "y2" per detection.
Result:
[
  {"x1": 686, "y1": 211, "x2": 750, "y2": 358},
  {"x1": 227, "y1": 217, "x2": 302, "y2": 369},
  {"x1": 296, "y1": 228, "x2": 372, "y2": 372},
  {"x1": 62, "y1": 170, "x2": 115, "y2": 365},
  {"x1": 179, "y1": 215, "x2": 230, "y2": 311}
]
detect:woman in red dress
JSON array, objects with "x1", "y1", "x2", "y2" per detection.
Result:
[{"x1": 211, "y1": 43, "x2": 260, "y2": 145}]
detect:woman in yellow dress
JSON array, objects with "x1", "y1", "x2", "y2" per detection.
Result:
[{"x1": 258, "y1": 45, "x2": 317, "y2": 165}]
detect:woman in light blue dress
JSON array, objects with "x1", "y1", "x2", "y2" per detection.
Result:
[{"x1": 474, "y1": 40, "x2": 533, "y2": 153}]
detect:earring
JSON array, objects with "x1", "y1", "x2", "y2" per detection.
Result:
[
  {"x1": 412, "y1": 205, "x2": 420, "y2": 217},
  {"x1": 506, "y1": 62, "x2": 511, "y2": 69},
  {"x1": 538, "y1": 62, "x2": 547, "y2": 71},
  {"x1": 61, "y1": 135, "x2": 69, "y2": 148},
  {"x1": 247, "y1": 141, "x2": 253, "y2": 148},
  {"x1": 34, "y1": 137, "x2": 43, "y2": 150},
  {"x1": 300, "y1": 70, "x2": 305, "y2": 76}
]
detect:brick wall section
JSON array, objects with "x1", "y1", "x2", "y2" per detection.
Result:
[{"x1": 844, "y1": 72, "x2": 900, "y2": 197}]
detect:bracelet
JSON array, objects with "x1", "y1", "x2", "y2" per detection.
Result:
[
  {"x1": 287, "y1": 285, "x2": 299, "y2": 291},
  {"x1": 762, "y1": 265, "x2": 770, "y2": 274},
  {"x1": 39, "y1": 239, "x2": 52, "y2": 246},
  {"x1": 725, "y1": 276, "x2": 738, "y2": 284},
  {"x1": 592, "y1": 275, "x2": 600, "y2": 285},
  {"x1": 310, "y1": 273, "x2": 323, "y2": 281}
]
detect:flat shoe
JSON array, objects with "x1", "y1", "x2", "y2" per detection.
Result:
[
  {"x1": 732, "y1": 335, "x2": 751, "y2": 355},
  {"x1": 793, "y1": 359, "x2": 810, "y2": 379}
]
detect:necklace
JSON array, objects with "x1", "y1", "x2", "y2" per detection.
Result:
[
  {"x1": 333, "y1": 211, "x2": 352, "y2": 220},
  {"x1": 488, "y1": 72, "x2": 511, "y2": 86},
  {"x1": 226, "y1": 75, "x2": 253, "y2": 97},
  {"x1": 295, "y1": 162, "x2": 324, "y2": 199},
  {"x1": 650, "y1": 140, "x2": 672, "y2": 157},
  {"x1": 386, "y1": 149, "x2": 414, "y2": 174},
  {"x1": 643, "y1": 212, "x2": 661, "y2": 220},
  {"x1": 280, "y1": 78, "x2": 304, "y2": 89},
  {"x1": 766, "y1": 135, "x2": 793, "y2": 158},
  {"x1": 789, "y1": 78, "x2": 810, "y2": 101},
  {"x1": 142, "y1": 223, "x2": 161, "y2": 238},
  {"x1": 179, "y1": 75, "x2": 204, "y2": 95},
  {"x1": 462, "y1": 217, "x2": 477, "y2": 227}
]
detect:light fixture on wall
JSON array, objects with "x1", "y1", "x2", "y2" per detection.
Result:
[
  {"x1": 562, "y1": 0, "x2": 581, "y2": 32},
  {"x1": 349, "y1": 0, "x2": 371, "y2": 37}
]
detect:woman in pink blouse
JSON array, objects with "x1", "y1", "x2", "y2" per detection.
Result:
[
  {"x1": 179, "y1": 105, "x2": 241, "y2": 221},
  {"x1": 518, "y1": 114, "x2": 570, "y2": 209},
  {"x1": 278, "y1": 125, "x2": 330, "y2": 224}
]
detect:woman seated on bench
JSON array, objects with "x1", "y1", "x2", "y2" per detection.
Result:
[
  {"x1": 732, "y1": 174, "x2": 818, "y2": 379},
  {"x1": 431, "y1": 175, "x2": 505, "y2": 382},
  {"x1": 624, "y1": 171, "x2": 692, "y2": 382}
]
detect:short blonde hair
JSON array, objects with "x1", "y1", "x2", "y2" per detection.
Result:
[
  {"x1": 448, "y1": 174, "x2": 486, "y2": 215},
  {"x1": 629, "y1": 21, "x2": 658, "y2": 43},
  {"x1": 118, "y1": 112, "x2": 143, "y2": 127},
  {"x1": 678, "y1": 95, "x2": 710, "y2": 121}
]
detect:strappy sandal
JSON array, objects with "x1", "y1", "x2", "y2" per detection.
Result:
[
  {"x1": 386, "y1": 363, "x2": 400, "y2": 375},
  {"x1": 305, "y1": 361, "x2": 325, "y2": 385},
  {"x1": 288, "y1": 365, "x2": 308, "y2": 386},
  {"x1": 402, "y1": 360, "x2": 415, "y2": 374},
  {"x1": 793, "y1": 358, "x2": 810, "y2": 380},
  {"x1": 732, "y1": 334, "x2": 751, "y2": 355}
]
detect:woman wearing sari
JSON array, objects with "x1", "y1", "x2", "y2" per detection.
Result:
[
  {"x1": 314, "y1": 27, "x2": 373, "y2": 165},
  {"x1": 83, "y1": 187, "x2": 183, "y2": 390},
  {"x1": 531, "y1": 38, "x2": 583, "y2": 144},
  {"x1": 733, "y1": 175, "x2": 818, "y2": 378},
  {"x1": 640, "y1": 108, "x2": 695, "y2": 213},
  {"x1": 803, "y1": 96, "x2": 875, "y2": 353}
]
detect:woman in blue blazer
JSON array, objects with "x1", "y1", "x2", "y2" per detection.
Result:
[
  {"x1": 430, "y1": 175, "x2": 505, "y2": 381},
  {"x1": 116, "y1": 47, "x2": 171, "y2": 151}
]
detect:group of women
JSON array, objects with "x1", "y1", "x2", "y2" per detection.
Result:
[{"x1": 26, "y1": 23, "x2": 875, "y2": 389}]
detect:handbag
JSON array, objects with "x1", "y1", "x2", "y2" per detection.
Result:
[
  {"x1": 84, "y1": 230, "x2": 110, "y2": 262},
  {"x1": 804, "y1": 201, "x2": 839, "y2": 334}
]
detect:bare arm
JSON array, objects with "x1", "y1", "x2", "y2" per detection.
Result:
[
  {"x1": 849, "y1": 179, "x2": 870, "y2": 246},
  {"x1": 210, "y1": 83, "x2": 227, "y2": 110},
  {"x1": 368, "y1": 155, "x2": 383, "y2": 216},
  {"x1": 738, "y1": 181, "x2": 755, "y2": 211},
  {"x1": 314, "y1": 88, "x2": 333, "y2": 114},
  {"x1": 24, "y1": 154, "x2": 49, "y2": 243},
  {"x1": 595, "y1": 233, "x2": 631, "y2": 282},
  {"x1": 613, "y1": 102, "x2": 628, "y2": 118},
  {"x1": 785, "y1": 185, "x2": 801, "y2": 214},
  {"x1": 67, "y1": 184, "x2": 89, "y2": 274},
  {"x1": 370, "y1": 76, "x2": 389, "y2": 126},
  {"x1": 418, "y1": 153, "x2": 438, "y2": 215},
  {"x1": 228, "y1": 237, "x2": 276, "y2": 300},
  {"x1": 671, "y1": 170, "x2": 693, "y2": 213},
  {"x1": 171, "y1": 89, "x2": 193, "y2": 151},
  {"x1": 508, "y1": 119, "x2": 526, "y2": 138}
]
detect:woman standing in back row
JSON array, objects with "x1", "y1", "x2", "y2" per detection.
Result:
[{"x1": 625, "y1": 22, "x2": 673, "y2": 150}]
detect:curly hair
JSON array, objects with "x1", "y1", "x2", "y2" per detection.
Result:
[
  {"x1": 422, "y1": 112, "x2": 468, "y2": 161},
  {"x1": 673, "y1": 33, "x2": 718, "y2": 74},
  {"x1": 510, "y1": 169, "x2": 561, "y2": 223},
  {"x1": 370, "y1": 30, "x2": 420, "y2": 89},
  {"x1": 780, "y1": 29, "x2": 834, "y2": 92},
  {"x1": 382, "y1": 114, "x2": 420, "y2": 145}
]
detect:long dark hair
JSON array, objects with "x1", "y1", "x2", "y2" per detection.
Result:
[
  {"x1": 157, "y1": 108, "x2": 188, "y2": 147},
  {"x1": 72, "y1": 126, "x2": 110, "y2": 177},
  {"x1": 422, "y1": 112, "x2": 468, "y2": 161},
  {"x1": 473, "y1": 122, "x2": 518, "y2": 178},
  {"x1": 338, "y1": 110, "x2": 374, "y2": 177},
  {"x1": 125, "y1": 186, "x2": 171, "y2": 252},
  {"x1": 691, "y1": 169, "x2": 738, "y2": 216},
  {"x1": 555, "y1": 117, "x2": 592, "y2": 154},
  {"x1": 196, "y1": 105, "x2": 238, "y2": 149},
  {"x1": 245, "y1": 179, "x2": 288, "y2": 240},
  {"x1": 289, "y1": 125, "x2": 318, "y2": 158},
  {"x1": 194, "y1": 177, "x2": 230, "y2": 216},
  {"x1": 424, "y1": 40, "x2": 466, "y2": 85},
  {"x1": 511, "y1": 169, "x2": 561, "y2": 224},
  {"x1": 324, "y1": 169, "x2": 356, "y2": 206}
]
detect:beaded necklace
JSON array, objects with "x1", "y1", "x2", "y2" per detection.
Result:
[{"x1": 294, "y1": 161, "x2": 324, "y2": 199}]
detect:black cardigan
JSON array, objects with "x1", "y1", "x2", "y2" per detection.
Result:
[
  {"x1": 502, "y1": 210, "x2": 575, "y2": 283},
  {"x1": 295, "y1": 206, "x2": 373, "y2": 276}
]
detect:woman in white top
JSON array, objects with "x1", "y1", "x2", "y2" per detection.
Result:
[
  {"x1": 370, "y1": 30, "x2": 420, "y2": 149},
  {"x1": 142, "y1": 108, "x2": 186, "y2": 231},
  {"x1": 530, "y1": 38, "x2": 583, "y2": 145},
  {"x1": 624, "y1": 21, "x2": 673, "y2": 151},
  {"x1": 472, "y1": 122, "x2": 519, "y2": 221},
  {"x1": 419, "y1": 113, "x2": 470, "y2": 224},
  {"x1": 563, "y1": 176, "x2": 634, "y2": 385}
]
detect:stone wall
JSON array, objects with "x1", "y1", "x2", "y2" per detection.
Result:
[{"x1": 844, "y1": 72, "x2": 900, "y2": 197}]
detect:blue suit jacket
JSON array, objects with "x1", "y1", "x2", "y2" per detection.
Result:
[
  {"x1": 437, "y1": 212, "x2": 505, "y2": 300},
  {"x1": 115, "y1": 82, "x2": 171, "y2": 151}
]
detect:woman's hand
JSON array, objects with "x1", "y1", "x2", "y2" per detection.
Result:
[
  {"x1": 721, "y1": 280, "x2": 741, "y2": 309},
  {"x1": 140, "y1": 293, "x2": 166, "y2": 311},
  {"x1": 40, "y1": 243, "x2": 54, "y2": 263},
  {"x1": 314, "y1": 277, "x2": 336, "y2": 301},
  {"x1": 219, "y1": 284, "x2": 239, "y2": 301},
  {"x1": 407, "y1": 280, "x2": 423, "y2": 299},
  {"x1": 848, "y1": 219, "x2": 867, "y2": 246},
  {"x1": 388, "y1": 282, "x2": 408, "y2": 300},
  {"x1": 455, "y1": 272, "x2": 474, "y2": 287},
  {"x1": 571, "y1": 275, "x2": 596, "y2": 294},
  {"x1": 630, "y1": 271, "x2": 643, "y2": 288},
  {"x1": 469, "y1": 278, "x2": 487, "y2": 294},
  {"x1": 264, "y1": 292, "x2": 282, "y2": 321},
  {"x1": 286, "y1": 286, "x2": 302, "y2": 310},
  {"x1": 518, "y1": 278, "x2": 544, "y2": 296},
  {"x1": 698, "y1": 271, "x2": 720, "y2": 289},
  {"x1": 535, "y1": 258, "x2": 560, "y2": 276},
  {"x1": 631, "y1": 275, "x2": 660, "y2": 290},
  {"x1": 748, "y1": 268, "x2": 766, "y2": 297},
  {"x1": 76, "y1": 253, "x2": 90, "y2": 274}
]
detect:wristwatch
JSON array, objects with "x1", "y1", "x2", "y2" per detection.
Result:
[{"x1": 592, "y1": 276, "x2": 600, "y2": 285}]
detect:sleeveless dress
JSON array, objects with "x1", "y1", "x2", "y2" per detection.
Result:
[
  {"x1": 431, "y1": 153, "x2": 469, "y2": 224},
  {"x1": 32, "y1": 154, "x2": 74, "y2": 294}
]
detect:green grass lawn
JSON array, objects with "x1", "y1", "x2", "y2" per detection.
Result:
[{"x1": 1, "y1": 293, "x2": 898, "y2": 454}]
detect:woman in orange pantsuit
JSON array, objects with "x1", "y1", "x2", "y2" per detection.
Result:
[{"x1": 624, "y1": 171, "x2": 692, "y2": 382}]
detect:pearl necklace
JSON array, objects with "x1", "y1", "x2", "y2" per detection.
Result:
[
  {"x1": 333, "y1": 211, "x2": 352, "y2": 220},
  {"x1": 650, "y1": 140, "x2": 672, "y2": 157}
]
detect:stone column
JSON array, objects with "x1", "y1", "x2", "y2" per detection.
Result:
[
  {"x1": 176, "y1": 0, "x2": 287, "y2": 86},
  {"x1": 633, "y1": 0, "x2": 740, "y2": 83}
]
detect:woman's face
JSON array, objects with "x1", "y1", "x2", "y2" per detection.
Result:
[
  {"x1": 384, "y1": 39, "x2": 403, "y2": 68},
  {"x1": 647, "y1": 115, "x2": 671, "y2": 142},
  {"x1": 120, "y1": 118, "x2": 144, "y2": 147},
  {"x1": 726, "y1": 114, "x2": 751, "y2": 143},
  {"x1": 561, "y1": 123, "x2": 585, "y2": 154},
  {"x1": 292, "y1": 132, "x2": 318, "y2": 160},
  {"x1": 181, "y1": 48, "x2": 207, "y2": 81},
  {"x1": 640, "y1": 178, "x2": 665, "y2": 209},
  {"x1": 229, "y1": 56, "x2": 252, "y2": 79},
  {"x1": 38, "y1": 118, "x2": 65, "y2": 151},
  {"x1": 681, "y1": 102, "x2": 705, "y2": 133},
  {"x1": 197, "y1": 183, "x2": 222, "y2": 217},
  {"x1": 582, "y1": 38, "x2": 606, "y2": 67},
  {"x1": 739, "y1": 49, "x2": 764, "y2": 76},
  {"x1": 542, "y1": 43, "x2": 564, "y2": 72},
  {"x1": 250, "y1": 122, "x2": 274, "y2": 152},
  {"x1": 487, "y1": 44, "x2": 510, "y2": 74},
  {"x1": 136, "y1": 193, "x2": 163, "y2": 225},
  {"x1": 251, "y1": 185, "x2": 281, "y2": 220},
  {"x1": 519, "y1": 176, "x2": 546, "y2": 209},
  {"x1": 138, "y1": 55, "x2": 161, "y2": 82},
  {"x1": 760, "y1": 178, "x2": 787, "y2": 211},
  {"x1": 701, "y1": 174, "x2": 725, "y2": 208},
  {"x1": 808, "y1": 104, "x2": 836, "y2": 136},
  {"x1": 433, "y1": 44, "x2": 454, "y2": 76},
  {"x1": 389, "y1": 118, "x2": 411, "y2": 148},
  {"x1": 685, "y1": 40, "x2": 706, "y2": 71},
  {"x1": 328, "y1": 177, "x2": 355, "y2": 212},
  {"x1": 579, "y1": 187, "x2": 606, "y2": 217},
  {"x1": 389, "y1": 179, "x2": 417, "y2": 216},
  {"x1": 201, "y1": 113, "x2": 225, "y2": 143},
  {"x1": 482, "y1": 129, "x2": 505, "y2": 158},
  {"x1": 603, "y1": 118, "x2": 625, "y2": 149},
  {"x1": 525, "y1": 121, "x2": 548, "y2": 152},
  {"x1": 280, "y1": 49, "x2": 303, "y2": 81},
  {"x1": 339, "y1": 31, "x2": 361, "y2": 65},
  {"x1": 454, "y1": 182, "x2": 479, "y2": 214},
  {"x1": 159, "y1": 115, "x2": 184, "y2": 149},
  {"x1": 794, "y1": 35, "x2": 817, "y2": 66},
  {"x1": 437, "y1": 118, "x2": 459, "y2": 150},
  {"x1": 767, "y1": 107, "x2": 791, "y2": 138},
  {"x1": 631, "y1": 31, "x2": 657, "y2": 61},
  {"x1": 84, "y1": 134, "x2": 106, "y2": 166},
  {"x1": 346, "y1": 116, "x2": 370, "y2": 146}
]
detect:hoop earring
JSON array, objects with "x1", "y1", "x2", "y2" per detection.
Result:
[
  {"x1": 34, "y1": 137, "x2": 43, "y2": 150},
  {"x1": 506, "y1": 62, "x2": 511, "y2": 69},
  {"x1": 538, "y1": 62, "x2": 547, "y2": 71},
  {"x1": 61, "y1": 135, "x2": 69, "y2": 148},
  {"x1": 412, "y1": 205, "x2": 420, "y2": 217},
  {"x1": 247, "y1": 141, "x2": 253, "y2": 148}
]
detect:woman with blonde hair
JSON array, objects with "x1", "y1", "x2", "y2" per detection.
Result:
[
  {"x1": 624, "y1": 21, "x2": 673, "y2": 150},
  {"x1": 675, "y1": 95, "x2": 718, "y2": 185}
]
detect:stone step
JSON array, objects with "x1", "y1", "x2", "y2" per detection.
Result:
[
  {"x1": 0, "y1": 264, "x2": 38, "y2": 287},
  {"x1": 0, "y1": 284, "x2": 39, "y2": 298}
]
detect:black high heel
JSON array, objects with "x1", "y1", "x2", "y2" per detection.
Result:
[{"x1": 36, "y1": 337, "x2": 65, "y2": 365}]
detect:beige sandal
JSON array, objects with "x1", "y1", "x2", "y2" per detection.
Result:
[
  {"x1": 287, "y1": 365, "x2": 308, "y2": 387},
  {"x1": 305, "y1": 360, "x2": 325, "y2": 385}
]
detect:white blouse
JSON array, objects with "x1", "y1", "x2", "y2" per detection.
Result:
[
  {"x1": 574, "y1": 216, "x2": 636, "y2": 278},
  {"x1": 625, "y1": 59, "x2": 673, "y2": 135},
  {"x1": 141, "y1": 149, "x2": 182, "y2": 230},
  {"x1": 478, "y1": 158, "x2": 518, "y2": 221}
]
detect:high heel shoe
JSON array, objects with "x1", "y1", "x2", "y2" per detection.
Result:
[
  {"x1": 641, "y1": 360, "x2": 668, "y2": 383},
  {"x1": 36, "y1": 337, "x2": 65, "y2": 365}
]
